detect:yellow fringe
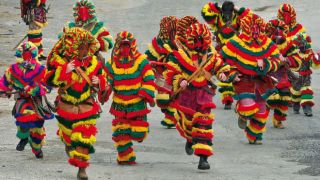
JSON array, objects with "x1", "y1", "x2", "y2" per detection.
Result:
[
  {"x1": 217, "y1": 81, "x2": 233, "y2": 87},
  {"x1": 114, "y1": 83, "x2": 141, "y2": 91},
  {"x1": 131, "y1": 126, "x2": 148, "y2": 133},
  {"x1": 112, "y1": 124, "x2": 130, "y2": 132},
  {"x1": 69, "y1": 150, "x2": 90, "y2": 160},
  {"x1": 290, "y1": 88, "x2": 301, "y2": 96},
  {"x1": 62, "y1": 88, "x2": 92, "y2": 104},
  {"x1": 71, "y1": 132, "x2": 96, "y2": 145},
  {"x1": 113, "y1": 95, "x2": 142, "y2": 105},
  {"x1": 192, "y1": 127, "x2": 213, "y2": 134},
  {"x1": 58, "y1": 123, "x2": 72, "y2": 136},
  {"x1": 193, "y1": 112, "x2": 214, "y2": 120},
  {"x1": 192, "y1": 143, "x2": 213, "y2": 151},
  {"x1": 147, "y1": 44, "x2": 160, "y2": 59},
  {"x1": 114, "y1": 140, "x2": 131, "y2": 147},
  {"x1": 156, "y1": 93, "x2": 170, "y2": 101},
  {"x1": 72, "y1": 119, "x2": 97, "y2": 129},
  {"x1": 117, "y1": 151, "x2": 136, "y2": 162},
  {"x1": 110, "y1": 55, "x2": 147, "y2": 75}
]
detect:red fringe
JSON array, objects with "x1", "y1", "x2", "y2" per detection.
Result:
[
  {"x1": 114, "y1": 77, "x2": 141, "y2": 86},
  {"x1": 172, "y1": 101, "x2": 196, "y2": 116},
  {"x1": 301, "y1": 89, "x2": 313, "y2": 95},
  {"x1": 192, "y1": 131, "x2": 214, "y2": 140},
  {"x1": 138, "y1": 90, "x2": 154, "y2": 105},
  {"x1": 237, "y1": 103, "x2": 259, "y2": 112},
  {"x1": 190, "y1": 80, "x2": 208, "y2": 87},
  {"x1": 274, "y1": 114, "x2": 286, "y2": 121},
  {"x1": 130, "y1": 120, "x2": 149, "y2": 128},
  {"x1": 112, "y1": 118, "x2": 128, "y2": 126},
  {"x1": 112, "y1": 135, "x2": 131, "y2": 142},
  {"x1": 200, "y1": 103, "x2": 216, "y2": 110},
  {"x1": 173, "y1": 51, "x2": 196, "y2": 72},
  {"x1": 276, "y1": 81, "x2": 291, "y2": 89},
  {"x1": 61, "y1": 131, "x2": 72, "y2": 144},
  {"x1": 176, "y1": 123, "x2": 188, "y2": 140},
  {"x1": 164, "y1": 112, "x2": 177, "y2": 124},
  {"x1": 222, "y1": 96, "x2": 234, "y2": 105},
  {"x1": 301, "y1": 101, "x2": 314, "y2": 107},
  {"x1": 72, "y1": 125, "x2": 97, "y2": 138},
  {"x1": 194, "y1": 148, "x2": 213, "y2": 157},
  {"x1": 68, "y1": 157, "x2": 89, "y2": 168},
  {"x1": 110, "y1": 108, "x2": 151, "y2": 118},
  {"x1": 245, "y1": 130, "x2": 256, "y2": 141},
  {"x1": 16, "y1": 114, "x2": 42, "y2": 122},
  {"x1": 192, "y1": 117, "x2": 214, "y2": 126},
  {"x1": 254, "y1": 110, "x2": 269, "y2": 119},
  {"x1": 56, "y1": 102, "x2": 100, "y2": 121},
  {"x1": 249, "y1": 121, "x2": 265, "y2": 131},
  {"x1": 118, "y1": 147, "x2": 133, "y2": 157},
  {"x1": 299, "y1": 70, "x2": 312, "y2": 76},
  {"x1": 30, "y1": 132, "x2": 46, "y2": 140}
]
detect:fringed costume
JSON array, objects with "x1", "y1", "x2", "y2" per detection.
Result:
[
  {"x1": 145, "y1": 16, "x2": 178, "y2": 128},
  {"x1": 278, "y1": 3, "x2": 320, "y2": 116},
  {"x1": 289, "y1": 33, "x2": 320, "y2": 116},
  {"x1": 220, "y1": 14, "x2": 281, "y2": 144},
  {"x1": 0, "y1": 42, "x2": 53, "y2": 158},
  {"x1": 105, "y1": 31, "x2": 156, "y2": 165},
  {"x1": 45, "y1": 28, "x2": 108, "y2": 179},
  {"x1": 265, "y1": 19, "x2": 301, "y2": 128},
  {"x1": 64, "y1": 0, "x2": 113, "y2": 59},
  {"x1": 21, "y1": 0, "x2": 48, "y2": 59},
  {"x1": 201, "y1": 2, "x2": 250, "y2": 110},
  {"x1": 164, "y1": 18, "x2": 230, "y2": 170}
]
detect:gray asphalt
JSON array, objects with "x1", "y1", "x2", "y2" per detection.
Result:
[{"x1": 0, "y1": 0, "x2": 320, "y2": 179}]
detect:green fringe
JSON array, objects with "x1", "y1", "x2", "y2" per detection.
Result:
[{"x1": 71, "y1": 141, "x2": 95, "y2": 154}]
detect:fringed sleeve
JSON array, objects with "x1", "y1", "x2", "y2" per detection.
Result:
[
  {"x1": 45, "y1": 54, "x2": 72, "y2": 88},
  {"x1": 92, "y1": 22, "x2": 114, "y2": 52},
  {"x1": 138, "y1": 59, "x2": 156, "y2": 105},
  {"x1": 201, "y1": 2, "x2": 220, "y2": 31}
]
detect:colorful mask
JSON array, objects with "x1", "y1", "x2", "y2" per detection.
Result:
[
  {"x1": 73, "y1": 0, "x2": 97, "y2": 26},
  {"x1": 113, "y1": 31, "x2": 140, "y2": 61},
  {"x1": 278, "y1": 4, "x2": 297, "y2": 27},
  {"x1": 158, "y1": 16, "x2": 178, "y2": 43},
  {"x1": 240, "y1": 13, "x2": 265, "y2": 41},
  {"x1": 266, "y1": 19, "x2": 288, "y2": 44}
]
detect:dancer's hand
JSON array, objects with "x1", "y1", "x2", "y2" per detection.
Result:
[
  {"x1": 66, "y1": 60, "x2": 75, "y2": 73},
  {"x1": 218, "y1": 73, "x2": 227, "y2": 81},
  {"x1": 257, "y1": 59, "x2": 264, "y2": 70},
  {"x1": 92, "y1": 76, "x2": 100, "y2": 85},
  {"x1": 234, "y1": 74, "x2": 242, "y2": 82},
  {"x1": 180, "y1": 80, "x2": 188, "y2": 89}
]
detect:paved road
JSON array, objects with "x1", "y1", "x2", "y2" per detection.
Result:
[{"x1": 0, "y1": 0, "x2": 320, "y2": 179}]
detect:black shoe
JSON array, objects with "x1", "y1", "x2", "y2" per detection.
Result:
[
  {"x1": 185, "y1": 141, "x2": 194, "y2": 155},
  {"x1": 238, "y1": 117, "x2": 247, "y2": 129},
  {"x1": 224, "y1": 102, "x2": 232, "y2": 110},
  {"x1": 16, "y1": 138, "x2": 29, "y2": 151},
  {"x1": 302, "y1": 105, "x2": 313, "y2": 117},
  {"x1": 35, "y1": 150, "x2": 43, "y2": 159},
  {"x1": 293, "y1": 102, "x2": 300, "y2": 114},
  {"x1": 198, "y1": 155, "x2": 210, "y2": 170}
]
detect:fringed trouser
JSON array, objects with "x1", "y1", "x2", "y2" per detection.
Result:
[
  {"x1": 234, "y1": 76, "x2": 275, "y2": 143},
  {"x1": 56, "y1": 100, "x2": 99, "y2": 168},
  {"x1": 28, "y1": 22, "x2": 44, "y2": 56},
  {"x1": 16, "y1": 121, "x2": 46, "y2": 155},
  {"x1": 267, "y1": 68, "x2": 291, "y2": 125},
  {"x1": 112, "y1": 116, "x2": 149, "y2": 164},
  {"x1": 175, "y1": 88, "x2": 215, "y2": 157},
  {"x1": 290, "y1": 75, "x2": 314, "y2": 107},
  {"x1": 218, "y1": 81, "x2": 235, "y2": 105}
]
